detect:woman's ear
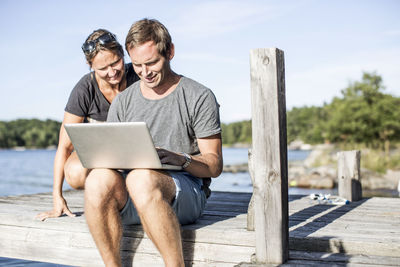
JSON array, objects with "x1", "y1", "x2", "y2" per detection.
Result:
[{"x1": 167, "y1": 43, "x2": 175, "y2": 60}]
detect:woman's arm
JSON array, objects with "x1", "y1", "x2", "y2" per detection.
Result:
[{"x1": 36, "y1": 112, "x2": 84, "y2": 221}]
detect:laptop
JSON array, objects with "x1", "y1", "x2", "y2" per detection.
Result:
[{"x1": 64, "y1": 122, "x2": 182, "y2": 170}]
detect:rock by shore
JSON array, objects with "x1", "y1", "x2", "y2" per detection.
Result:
[{"x1": 223, "y1": 163, "x2": 248, "y2": 173}]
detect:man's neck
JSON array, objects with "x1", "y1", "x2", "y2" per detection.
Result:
[{"x1": 141, "y1": 71, "x2": 180, "y2": 100}]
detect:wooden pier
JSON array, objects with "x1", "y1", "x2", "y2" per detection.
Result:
[{"x1": 0, "y1": 190, "x2": 399, "y2": 266}]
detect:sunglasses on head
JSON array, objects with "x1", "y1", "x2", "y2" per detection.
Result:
[{"x1": 81, "y1": 32, "x2": 116, "y2": 54}]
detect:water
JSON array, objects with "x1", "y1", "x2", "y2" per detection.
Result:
[
  {"x1": 211, "y1": 148, "x2": 319, "y2": 193},
  {"x1": 0, "y1": 148, "x2": 312, "y2": 197},
  {"x1": 0, "y1": 149, "x2": 71, "y2": 197},
  {"x1": 0, "y1": 257, "x2": 70, "y2": 267}
]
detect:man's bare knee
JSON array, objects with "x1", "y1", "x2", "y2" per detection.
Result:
[
  {"x1": 126, "y1": 169, "x2": 175, "y2": 210},
  {"x1": 85, "y1": 169, "x2": 127, "y2": 211}
]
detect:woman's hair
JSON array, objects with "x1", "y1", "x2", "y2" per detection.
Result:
[
  {"x1": 125, "y1": 18, "x2": 172, "y2": 58},
  {"x1": 83, "y1": 29, "x2": 124, "y2": 66}
]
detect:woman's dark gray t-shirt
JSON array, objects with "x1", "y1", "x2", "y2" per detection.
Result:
[{"x1": 65, "y1": 63, "x2": 139, "y2": 122}]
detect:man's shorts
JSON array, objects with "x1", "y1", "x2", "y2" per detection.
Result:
[{"x1": 120, "y1": 171, "x2": 207, "y2": 225}]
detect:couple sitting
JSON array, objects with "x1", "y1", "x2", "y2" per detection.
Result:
[{"x1": 37, "y1": 18, "x2": 222, "y2": 267}]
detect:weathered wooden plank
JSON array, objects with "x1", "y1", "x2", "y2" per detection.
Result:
[
  {"x1": 239, "y1": 256, "x2": 400, "y2": 267},
  {"x1": 121, "y1": 237, "x2": 254, "y2": 263},
  {"x1": 250, "y1": 47, "x2": 289, "y2": 264},
  {"x1": 289, "y1": 204, "x2": 400, "y2": 214},
  {"x1": 0, "y1": 190, "x2": 252, "y2": 202},
  {"x1": 290, "y1": 211, "x2": 400, "y2": 224},
  {"x1": 291, "y1": 228, "x2": 400, "y2": 240},
  {"x1": 1, "y1": 239, "x2": 103, "y2": 266},
  {"x1": 289, "y1": 219, "x2": 400, "y2": 234},
  {"x1": 0, "y1": 217, "x2": 256, "y2": 247},
  {"x1": 121, "y1": 252, "x2": 238, "y2": 267},
  {"x1": 289, "y1": 236, "x2": 400, "y2": 257},
  {"x1": 0, "y1": 189, "x2": 303, "y2": 205},
  {"x1": 289, "y1": 204, "x2": 400, "y2": 216},
  {"x1": 291, "y1": 229, "x2": 400, "y2": 243},
  {"x1": 289, "y1": 250, "x2": 400, "y2": 266},
  {"x1": 206, "y1": 199, "x2": 251, "y2": 207},
  {"x1": 0, "y1": 226, "x2": 254, "y2": 265},
  {"x1": 282, "y1": 260, "x2": 389, "y2": 267}
]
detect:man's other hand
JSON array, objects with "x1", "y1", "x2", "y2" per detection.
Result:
[{"x1": 156, "y1": 148, "x2": 185, "y2": 167}]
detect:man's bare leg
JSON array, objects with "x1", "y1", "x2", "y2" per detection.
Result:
[
  {"x1": 126, "y1": 169, "x2": 184, "y2": 267},
  {"x1": 64, "y1": 151, "x2": 89, "y2": 189},
  {"x1": 84, "y1": 169, "x2": 127, "y2": 267}
]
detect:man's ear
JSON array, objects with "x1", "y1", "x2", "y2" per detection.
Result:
[{"x1": 167, "y1": 43, "x2": 175, "y2": 60}]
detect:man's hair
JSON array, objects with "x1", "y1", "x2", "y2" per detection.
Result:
[{"x1": 125, "y1": 18, "x2": 172, "y2": 58}]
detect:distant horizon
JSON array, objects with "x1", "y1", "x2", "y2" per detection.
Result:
[{"x1": 1, "y1": 78, "x2": 398, "y2": 124}]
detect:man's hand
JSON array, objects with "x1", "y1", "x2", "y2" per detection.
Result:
[
  {"x1": 35, "y1": 195, "x2": 75, "y2": 221},
  {"x1": 156, "y1": 133, "x2": 223, "y2": 178},
  {"x1": 156, "y1": 148, "x2": 186, "y2": 167}
]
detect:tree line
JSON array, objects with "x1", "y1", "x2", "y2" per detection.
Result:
[
  {"x1": 0, "y1": 119, "x2": 60, "y2": 148},
  {"x1": 287, "y1": 72, "x2": 400, "y2": 150},
  {"x1": 223, "y1": 72, "x2": 400, "y2": 150},
  {"x1": 2, "y1": 72, "x2": 399, "y2": 150},
  {"x1": 1, "y1": 117, "x2": 254, "y2": 148}
]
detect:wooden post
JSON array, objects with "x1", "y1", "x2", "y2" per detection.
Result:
[
  {"x1": 338, "y1": 150, "x2": 362, "y2": 201},
  {"x1": 249, "y1": 48, "x2": 288, "y2": 264}
]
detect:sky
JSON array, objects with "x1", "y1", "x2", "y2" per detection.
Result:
[{"x1": 1, "y1": 0, "x2": 399, "y2": 123}]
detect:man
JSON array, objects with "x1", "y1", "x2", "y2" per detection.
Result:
[{"x1": 84, "y1": 18, "x2": 223, "y2": 267}]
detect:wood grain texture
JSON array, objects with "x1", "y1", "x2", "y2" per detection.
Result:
[{"x1": 250, "y1": 47, "x2": 289, "y2": 264}]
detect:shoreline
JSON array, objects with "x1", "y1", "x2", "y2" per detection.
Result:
[
  {"x1": 3, "y1": 145, "x2": 398, "y2": 194},
  {"x1": 222, "y1": 144, "x2": 400, "y2": 194},
  {"x1": 221, "y1": 162, "x2": 399, "y2": 197}
]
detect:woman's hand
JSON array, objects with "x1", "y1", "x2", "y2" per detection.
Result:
[{"x1": 35, "y1": 195, "x2": 75, "y2": 221}]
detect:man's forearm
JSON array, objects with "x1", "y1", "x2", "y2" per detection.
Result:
[{"x1": 184, "y1": 153, "x2": 223, "y2": 178}]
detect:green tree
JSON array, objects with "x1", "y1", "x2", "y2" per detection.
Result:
[
  {"x1": 324, "y1": 72, "x2": 400, "y2": 151},
  {"x1": 0, "y1": 121, "x2": 17, "y2": 147},
  {"x1": 221, "y1": 120, "x2": 252, "y2": 145},
  {"x1": 287, "y1": 106, "x2": 326, "y2": 144},
  {"x1": 286, "y1": 71, "x2": 400, "y2": 152},
  {"x1": 0, "y1": 119, "x2": 61, "y2": 148},
  {"x1": 238, "y1": 120, "x2": 252, "y2": 143}
]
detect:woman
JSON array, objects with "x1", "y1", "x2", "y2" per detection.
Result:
[{"x1": 36, "y1": 29, "x2": 139, "y2": 221}]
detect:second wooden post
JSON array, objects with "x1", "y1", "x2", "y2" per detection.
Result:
[{"x1": 338, "y1": 150, "x2": 362, "y2": 201}]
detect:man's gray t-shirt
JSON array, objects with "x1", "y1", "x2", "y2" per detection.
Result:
[{"x1": 107, "y1": 76, "x2": 221, "y2": 155}]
